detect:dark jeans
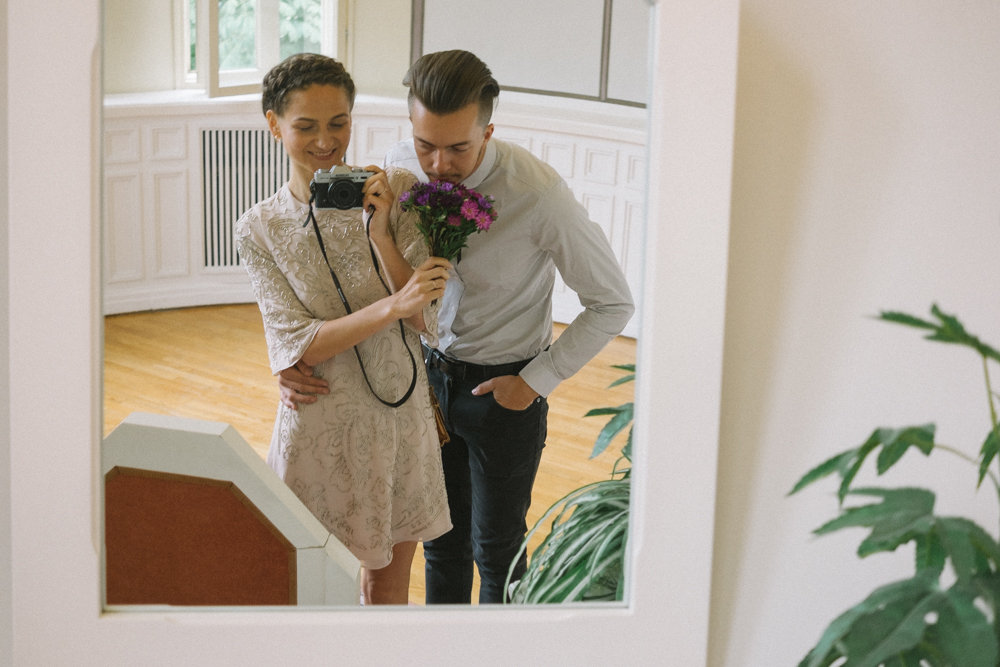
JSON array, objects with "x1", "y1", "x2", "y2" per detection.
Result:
[{"x1": 423, "y1": 355, "x2": 547, "y2": 604}]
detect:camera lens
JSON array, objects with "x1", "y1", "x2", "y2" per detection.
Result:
[{"x1": 329, "y1": 180, "x2": 358, "y2": 209}]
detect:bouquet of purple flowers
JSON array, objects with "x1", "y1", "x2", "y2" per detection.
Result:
[{"x1": 399, "y1": 180, "x2": 497, "y2": 262}]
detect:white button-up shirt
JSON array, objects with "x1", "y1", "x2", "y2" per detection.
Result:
[{"x1": 385, "y1": 137, "x2": 634, "y2": 397}]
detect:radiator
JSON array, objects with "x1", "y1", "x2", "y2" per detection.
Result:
[{"x1": 201, "y1": 128, "x2": 290, "y2": 268}]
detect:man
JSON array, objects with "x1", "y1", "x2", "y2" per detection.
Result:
[{"x1": 281, "y1": 50, "x2": 634, "y2": 604}]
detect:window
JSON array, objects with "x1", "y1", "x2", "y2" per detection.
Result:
[
  {"x1": 413, "y1": 0, "x2": 649, "y2": 107},
  {"x1": 182, "y1": 0, "x2": 340, "y2": 97}
]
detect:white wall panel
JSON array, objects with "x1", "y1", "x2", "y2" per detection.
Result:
[
  {"x1": 104, "y1": 171, "x2": 144, "y2": 283},
  {"x1": 104, "y1": 126, "x2": 141, "y2": 164},
  {"x1": 150, "y1": 170, "x2": 189, "y2": 278},
  {"x1": 148, "y1": 125, "x2": 187, "y2": 161}
]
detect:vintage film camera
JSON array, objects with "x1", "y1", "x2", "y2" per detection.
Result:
[{"x1": 310, "y1": 165, "x2": 374, "y2": 209}]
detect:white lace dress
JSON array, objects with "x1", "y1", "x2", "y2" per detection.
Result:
[{"x1": 235, "y1": 167, "x2": 451, "y2": 569}]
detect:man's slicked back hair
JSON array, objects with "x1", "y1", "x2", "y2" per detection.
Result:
[{"x1": 403, "y1": 50, "x2": 500, "y2": 126}]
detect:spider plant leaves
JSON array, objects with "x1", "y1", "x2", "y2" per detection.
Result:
[
  {"x1": 507, "y1": 477, "x2": 630, "y2": 604},
  {"x1": 607, "y1": 363, "x2": 635, "y2": 388},
  {"x1": 800, "y1": 573, "x2": 998, "y2": 667},
  {"x1": 789, "y1": 425, "x2": 936, "y2": 503},
  {"x1": 509, "y1": 364, "x2": 635, "y2": 604},
  {"x1": 584, "y1": 365, "x2": 636, "y2": 459},
  {"x1": 878, "y1": 305, "x2": 1000, "y2": 364},
  {"x1": 585, "y1": 403, "x2": 633, "y2": 459}
]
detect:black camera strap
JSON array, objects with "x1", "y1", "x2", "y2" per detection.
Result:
[{"x1": 302, "y1": 201, "x2": 417, "y2": 408}]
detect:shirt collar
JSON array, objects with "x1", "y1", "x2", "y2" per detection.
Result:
[{"x1": 462, "y1": 140, "x2": 498, "y2": 190}]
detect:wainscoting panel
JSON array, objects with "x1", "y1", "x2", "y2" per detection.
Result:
[
  {"x1": 104, "y1": 171, "x2": 144, "y2": 283},
  {"x1": 151, "y1": 170, "x2": 190, "y2": 278}
]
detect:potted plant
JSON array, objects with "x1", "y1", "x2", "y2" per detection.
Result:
[
  {"x1": 791, "y1": 305, "x2": 1000, "y2": 666},
  {"x1": 506, "y1": 365, "x2": 635, "y2": 603}
]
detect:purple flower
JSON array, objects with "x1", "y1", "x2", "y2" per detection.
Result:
[{"x1": 398, "y1": 180, "x2": 497, "y2": 261}]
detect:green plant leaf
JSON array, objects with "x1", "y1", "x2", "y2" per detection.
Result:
[
  {"x1": 789, "y1": 426, "x2": 936, "y2": 503},
  {"x1": 587, "y1": 404, "x2": 633, "y2": 458},
  {"x1": 797, "y1": 305, "x2": 1000, "y2": 667},
  {"x1": 978, "y1": 424, "x2": 1000, "y2": 487},
  {"x1": 880, "y1": 305, "x2": 1000, "y2": 365},
  {"x1": 875, "y1": 425, "x2": 936, "y2": 474},
  {"x1": 800, "y1": 572, "x2": 997, "y2": 667},
  {"x1": 913, "y1": 530, "x2": 947, "y2": 577},
  {"x1": 923, "y1": 584, "x2": 999, "y2": 667},
  {"x1": 800, "y1": 572, "x2": 940, "y2": 667},
  {"x1": 607, "y1": 364, "x2": 635, "y2": 387},
  {"x1": 934, "y1": 517, "x2": 1000, "y2": 585},
  {"x1": 508, "y1": 477, "x2": 630, "y2": 603},
  {"x1": 838, "y1": 432, "x2": 891, "y2": 503},
  {"x1": 583, "y1": 406, "x2": 625, "y2": 417},
  {"x1": 813, "y1": 487, "x2": 936, "y2": 558},
  {"x1": 876, "y1": 310, "x2": 939, "y2": 331},
  {"x1": 788, "y1": 448, "x2": 859, "y2": 496}
]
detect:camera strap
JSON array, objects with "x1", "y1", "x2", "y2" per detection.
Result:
[{"x1": 302, "y1": 201, "x2": 418, "y2": 408}]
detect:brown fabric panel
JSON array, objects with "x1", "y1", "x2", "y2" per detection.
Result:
[{"x1": 105, "y1": 467, "x2": 297, "y2": 605}]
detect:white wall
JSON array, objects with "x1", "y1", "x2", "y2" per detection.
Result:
[
  {"x1": 711, "y1": 1, "x2": 1000, "y2": 664},
  {"x1": 344, "y1": 0, "x2": 412, "y2": 95},
  {"x1": 0, "y1": 0, "x2": 12, "y2": 656},
  {"x1": 103, "y1": 0, "x2": 175, "y2": 93}
]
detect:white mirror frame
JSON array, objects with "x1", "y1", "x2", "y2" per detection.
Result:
[{"x1": 4, "y1": 0, "x2": 737, "y2": 663}]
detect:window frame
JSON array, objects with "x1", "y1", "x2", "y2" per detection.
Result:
[
  {"x1": 410, "y1": 0, "x2": 648, "y2": 108},
  {"x1": 180, "y1": 0, "x2": 341, "y2": 98}
]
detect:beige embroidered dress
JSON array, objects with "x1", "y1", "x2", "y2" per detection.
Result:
[{"x1": 235, "y1": 167, "x2": 451, "y2": 569}]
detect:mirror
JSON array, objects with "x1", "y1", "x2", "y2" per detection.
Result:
[
  {"x1": 4, "y1": 0, "x2": 737, "y2": 663},
  {"x1": 101, "y1": 0, "x2": 647, "y2": 607}
]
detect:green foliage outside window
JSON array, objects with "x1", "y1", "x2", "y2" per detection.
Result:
[
  {"x1": 279, "y1": 0, "x2": 322, "y2": 60},
  {"x1": 218, "y1": 0, "x2": 256, "y2": 70},
  {"x1": 189, "y1": 0, "x2": 322, "y2": 74}
]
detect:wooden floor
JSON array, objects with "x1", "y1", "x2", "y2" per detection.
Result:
[{"x1": 103, "y1": 303, "x2": 636, "y2": 605}]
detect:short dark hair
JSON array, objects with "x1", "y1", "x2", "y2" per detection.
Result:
[
  {"x1": 403, "y1": 50, "x2": 500, "y2": 126},
  {"x1": 261, "y1": 53, "x2": 356, "y2": 117}
]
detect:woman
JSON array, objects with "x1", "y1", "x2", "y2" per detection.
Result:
[{"x1": 235, "y1": 53, "x2": 452, "y2": 605}]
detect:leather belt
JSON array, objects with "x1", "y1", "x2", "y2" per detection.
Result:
[{"x1": 422, "y1": 345, "x2": 533, "y2": 383}]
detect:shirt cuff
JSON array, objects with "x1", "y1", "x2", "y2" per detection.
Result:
[{"x1": 519, "y1": 354, "x2": 562, "y2": 398}]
